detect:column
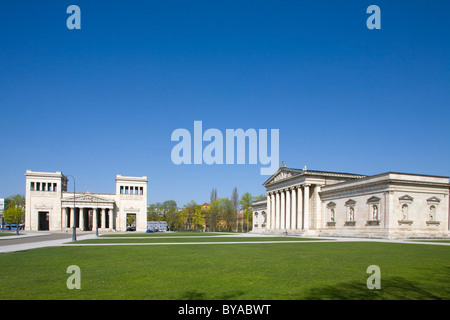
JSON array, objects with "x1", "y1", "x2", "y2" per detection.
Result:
[
  {"x1": 314, "y1": 185, "x2": 322, "y2": 229},
  {"x1": 280, "y1": 190, "x2": 285, "y2": 229},
  {"x1": 70, "y1": 207, "x2": 76, "y2": 228},
  {"x1": 101, "y1": 209, "x2": 106, "y2": 229},
  {"x1": 270, "y1": 193, "x2": 275, "y2": 230},
  {"x1": 93, "y1": 208, "x2": 98, "y2": 230},
  {"x1": 297, "y1": 186, "x2": 303, "y2": 230},
  {"x1": 275, "y1": 191, "x2": 280, "y2": 229},
  {"x1": 286, "y1": 188, "x2": 291, "y2": 230},
  {"x1": 109, "y1": 208, "x2": 114, "y2": 231},
  {"x1": 80, "y1": 208, "x2": 85, "y2": 231},
  {"x1": 303, "y1": 184, "x2": 310, "y2": 230},
  {"x1": 63, "y1": 207, "x2": 68, "y2": 229},
  {"x1": 291, "y1": 187, "x2": 297, "y2": 230},
  {"x1": 266, "y1": 193, "x2": 271, "y2": 230}
]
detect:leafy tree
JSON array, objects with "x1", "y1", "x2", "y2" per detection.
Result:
[
  {"x1": 240, "y1": 192, "x2": 254, "y2": 232},
  {"x1": 231, "y1": 187, "x2": 239, "y2": 232},
  {"x1": 217, "y1": 197, "x2": 236, "y2": 232},
  {"x1": 147, "y1": 203, "x2": 162, "y2": 221},
  {"x1": 165, "y1": 206, "x2": 179, "y2": 231},
  {"x1": 4, "y1": 194, "x2": 25, "y2": 225},
  {"x1": 205, "y1": 199, "x2": 219, "y2": 232},
  {"x1": 181, "y1": 200, "x2": 202, "y2": 231}
]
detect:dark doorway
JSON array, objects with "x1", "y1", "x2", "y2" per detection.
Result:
[
  {"x1": 38, "y1": 211, "x2": 49, "y2": 231},
  {"x1": 126, "y1": 213, "x2": 136, "y2": 231}
]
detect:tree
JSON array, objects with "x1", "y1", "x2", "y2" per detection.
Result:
[
  {"x1": 165, "y1": 206, "x2": 179, "y2": 231},
  {"x1": 231, "y1": 187, "x2": 239, "y2": 232},
  {"x1": 210, "y1": 188, "x2": 217, "y2": 204},
  {"x1": 4, "y1": 195, "x2": 25, "y2": 234},
  {"x1": 239, "y1": 192, "x2": 253, "y2": 233},
  {"x1": 147, "y1": 203, "x2": 162, "y2": 221},
  {"x1": 181, "y1": 200, "x2": 202, "y2": 231},
  {"x1": 205, "y1": 199, "x2": 219, "y2": 232},
  {"x1": 217, "y1": 198, "x2": 235, "y2": 232}
]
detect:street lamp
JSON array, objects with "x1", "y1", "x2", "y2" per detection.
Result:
[
  {"x1": 16, "y1": 203, "x2": 20, "y2": 236},
  {"x1": 65, "y1": 175, "x2": 77, "y2": 242},
  {"x1": 96, "y1": 198, "x2": 99, "y2": 237}
]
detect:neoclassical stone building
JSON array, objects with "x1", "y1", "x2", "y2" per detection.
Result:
[
  {"x1": 24, "y1": 170, "x2": 148, "y2": 232},
  {"x1": 252, "y1": 162, "x2": 450, "y2": 239}
]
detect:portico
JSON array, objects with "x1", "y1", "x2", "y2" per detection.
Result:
[{"x1": 61, "y1": 193, "x2": 115, "y2": 231}]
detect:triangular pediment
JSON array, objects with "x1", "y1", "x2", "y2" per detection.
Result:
[
  {"x1": 399, "y1": 194, "x2": 414, "y2": 204},
  {"x1": 327, "y1": 202, "x2": 336, "y2": 208},
  {"x1": 345, "y1": 199, "x2": 356, "y2": 206},
  {"x1": 427, "y1": 196, "x2": 441, "y2": 204},
  {"x1": 65, "y1": 192, "x2": 113, "y2": 204},
  {"x1": 367, "y1": 196, "x2": 381, "y2": 204},
  {"x1": 263, "y1": 167, "x2": 303, "y2": 186}
]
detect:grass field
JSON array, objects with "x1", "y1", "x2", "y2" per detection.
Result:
[
  {"x1": 70, "y1": 236, "x2": 327, "y2": 244},
  {"x1": 0, "y1": 232, "x2": 449, "y2": 300}
]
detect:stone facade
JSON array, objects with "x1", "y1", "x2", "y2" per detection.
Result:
[
  {"x1": 24, "y1": 170, "x2": 148, "y2": 232},
  {"x1": 252, "y1": 162, "x2": 450, "y2": 239}
]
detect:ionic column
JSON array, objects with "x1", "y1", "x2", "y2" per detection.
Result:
[
  {"x1": 80, "y1": 208, "x2": 85, "y2": 231},
  {"x1": 275, "y1": 191, "x2": 280, "y2": 229},
  {"x1": 297, "y1": 186, "x2": 303, "y2": 230},
  {"x1": 266, "y1": 193, "x2": 271, "y2": 230},
  {"x1": 92, "y1": 209, "x2": 98, "y2": 230},
  {"x1": 286, "y1": 188, "x2": 291, "y2": 230},
  {"x1": 63, "y1": 207, "x2": 68, "y2": 229},
  {"x1": 109, "y1": 209, "x2": 114, "y2": 231},
  {"x1": 270, "y1": 193, "x2": 275, "y2": 230},
  {"x1": 303, "y1": 184, "x2": 310, "y2": 230},
  {"x1": 101, "y1": 208, "x2": 106, "y2": 229},
  {"x1": 314, "y1": 185, "x2": 322, "y2": 229},
  {"x1": 291, "y1": 187, "x2": 297, "y2": 230},
  {"x1": 280, "y1": 190, "x2": 285, "y2": 229}
]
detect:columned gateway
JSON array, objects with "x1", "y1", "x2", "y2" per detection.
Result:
[
  {"x1": 25, "y1": 171, "x2": 148, "y2": 232},
  {"x1": 252, "y1": 162, "x2": 450, "y2": 239}
]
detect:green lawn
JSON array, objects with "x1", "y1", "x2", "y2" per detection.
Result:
[
  {"x1": 70, "y1": 236, "x2": 326, "y2": 244},
  {"x1": 0, "y1": 233, "x2": 17, "y2": 237},
  {"x1": 100, "y1": 231, "x2": 233, "y2": 237},
  {"x1": 0, "y1": 240, "x2": 449, "y2": 300}
]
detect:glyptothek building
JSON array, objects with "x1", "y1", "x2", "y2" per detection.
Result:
[{"x1": 252, "y1": 162, "x2": 450, "y2": 239}]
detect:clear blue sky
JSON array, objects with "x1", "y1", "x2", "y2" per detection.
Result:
[{"x1": 1, "y1": 1, "x2": 449, "y2": 206}]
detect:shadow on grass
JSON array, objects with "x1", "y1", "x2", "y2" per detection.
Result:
[
  {"x1": 303, "y1": 276, "x2": 450, "y2": 300},
  {"x1": 179, "y1": 289, "x2": 245, "y2": 300}
]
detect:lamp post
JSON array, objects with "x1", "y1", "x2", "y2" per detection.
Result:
[
  {"x1": 66, "y1": 175, "x2": 77, "y2": 242},
  {"x1": 96, "y1": 198, "x2": 99, "y2": 237},
  {"x1": 16, "y1": 204, "x2": 20, "y2": 236}
]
